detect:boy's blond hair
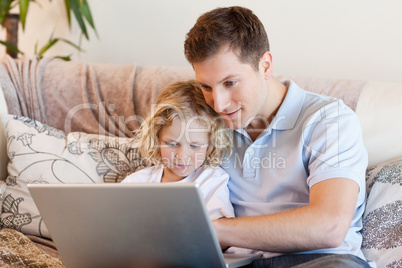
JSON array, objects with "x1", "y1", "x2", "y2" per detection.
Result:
[{"x1": 137, "y1": 80, "x2": 232, "y2": 167}]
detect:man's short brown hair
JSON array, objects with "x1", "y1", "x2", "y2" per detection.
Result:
[{"x1": 184, "y1": 6, "x2": 269, "y2": 70}]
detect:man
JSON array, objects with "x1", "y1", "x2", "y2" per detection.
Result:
[{"x1": 184, "y1": 6, "x2": 371, "y2": 268}]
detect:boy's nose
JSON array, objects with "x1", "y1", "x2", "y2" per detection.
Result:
[{"x1": 175, "y1": 148, "x2": 190, "y2": 159}]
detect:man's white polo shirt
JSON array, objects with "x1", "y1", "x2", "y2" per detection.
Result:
[{"x1": 222, "y1": 80, "x2": 368, "y2": 259}]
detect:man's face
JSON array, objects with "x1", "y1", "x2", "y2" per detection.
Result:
[{"x1": 193, "y1": 48, "x2": 271, "y2": 130}]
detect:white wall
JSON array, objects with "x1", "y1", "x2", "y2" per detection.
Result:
[{"x1": 1, "y1": 0, "x2": 402, "y2": 82}]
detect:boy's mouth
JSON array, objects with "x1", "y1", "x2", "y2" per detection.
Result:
[{"x1": 174, "y1": 163, "x2": 190, "y2": 170}]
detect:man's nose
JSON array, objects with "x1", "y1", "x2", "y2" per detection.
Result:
[{"x1": 212, "y1": 88, "x2": 230, "y2": 113}]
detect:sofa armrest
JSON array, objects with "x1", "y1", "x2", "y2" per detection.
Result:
[
  {"x1": 0, "y1": 84, "x2": 8, "y2": 181},
  {"x1": 356, "y1": 80, "x2": 402, "y2": 168}
]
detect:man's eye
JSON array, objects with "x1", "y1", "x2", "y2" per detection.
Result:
[
  {"x1": 200, "y1": 84, "x2": 212, "y2": 91},
  {"x1": 225, "y1": 81, "x2": 236, "y2": 87}
]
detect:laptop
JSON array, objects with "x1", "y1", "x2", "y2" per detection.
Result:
[{"x1": 28, "y1": 183, "x2": 260, "y2": 268}]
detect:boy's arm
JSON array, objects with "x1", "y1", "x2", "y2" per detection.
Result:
[
  {"x1": 213, "y1": 177, "x2": 358, "y2": 253},
  {"x1": 201, "y1": 168, "x2": 235, "y2": 220}
]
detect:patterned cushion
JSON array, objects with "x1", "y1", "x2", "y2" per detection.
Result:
[
  {"x1": 362, "y1": 157, "x2": 402, "y2": 268},
  {"x1": 0, "y1": 115, "x2": 147, "y2": 239}
]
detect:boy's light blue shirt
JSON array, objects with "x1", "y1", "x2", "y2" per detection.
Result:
[{"x1": 221, "y1": 80, "x2": 368, "y2": 260}]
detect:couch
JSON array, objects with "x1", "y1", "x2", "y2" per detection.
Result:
[{"x1": 0, "y1": 56, "x2": 401, "y2": 267}]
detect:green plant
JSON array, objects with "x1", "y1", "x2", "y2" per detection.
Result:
[{"x1": 0, "y1": 0, "x2": 97, "y2": 60}]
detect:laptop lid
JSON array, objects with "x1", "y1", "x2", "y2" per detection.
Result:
[{"x1": 28, "y1": 183, "x2": 257, "y2": 268}]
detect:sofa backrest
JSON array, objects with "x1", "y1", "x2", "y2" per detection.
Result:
[
  {"x1": 355, "y1": 80, "x2": 402, "y2": 167},
  {"x1": 276, "y1": 74, "x2": 402, "y2": 168},
  {"x1": 1, "y1": 57, "x2": 402, "y2": 181}
]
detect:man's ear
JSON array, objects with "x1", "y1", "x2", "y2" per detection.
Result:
[{"x1": 260, "y1": 51, "x2": 273, "y2": 80}]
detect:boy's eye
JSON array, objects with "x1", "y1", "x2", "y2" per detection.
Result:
[{"x1": 168, "y1": 142, "x2": 178, "y2": 147}]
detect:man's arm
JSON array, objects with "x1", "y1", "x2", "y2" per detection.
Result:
[{"x1": 213, "y1": 178, "x2": 359, "y2": 253}]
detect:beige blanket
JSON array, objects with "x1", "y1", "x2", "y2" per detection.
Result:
[
  {"x1": 0, "y1": 56, "x2": 194, "y2": 136},
  {"x1": 275, "y1": 73, "x2": 368, "y2": 111},
  {"x1": 0, "y1": 229, "x2": 64, "y2": 267}
]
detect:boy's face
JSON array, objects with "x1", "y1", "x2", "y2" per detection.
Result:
[
  {"x1": 193, "y1": 47, "x2": 272, "y2": 130},
  {"x1": 159, "y1": 117, "x2": 209, "y2": 182}
]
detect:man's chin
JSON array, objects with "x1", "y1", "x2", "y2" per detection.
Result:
[{"x1": 224, "y1": 119, "x2": 245, "y2": 130}]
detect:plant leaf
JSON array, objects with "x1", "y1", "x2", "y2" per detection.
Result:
[
  {"x1": 34, "y1": 40, "x2": 38, "y2": 54},
  {"x1": 80, "y1": 0, "x2": 98, "y2": 38},
  {"x1": 37, "y1": 38, "x2": 58, "y2": 57},
  {"x1": 63, "y1": 0, "x2": 71, "y2": 28},
  {"x1": 19, "y1": 0, "x2": 29, "y2": 30},
  {"x1": 57, "y1": 37, "x2": 84, "y2": 52},
  {"x1": 0, "y1": 40, "x2": 24, "y2": 54},
  {"x1": 67, "y1": 0, "x2": 88, "y2": 39},
  {"x1": 0, "y1": 0, "x2": 13, "y2": 24},
  {"x1": 37, "y1": 37, "x2": 84, "y2": 58},
  {"x1": 80, "y1": 0, "x2": 95, "y2": 29},
  {"x1": 54, "y1": 55, "x2": 72, "y2": 61}
]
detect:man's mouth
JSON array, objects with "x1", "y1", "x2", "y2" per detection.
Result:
[{"x1": 222, "y1": 108, "x2": 241, "y2": 119}]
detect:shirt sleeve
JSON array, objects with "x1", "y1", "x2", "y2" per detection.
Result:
[
  {"x1": 120, "y1": 166, "x2": 156, "y2": 183},
  {"x1": 196, "y1": 167, "x2": 235, "y2": 220},
  {"x1": 120, "y1": 173, "x2": 135, "y2": 183},
  {"x1": 302, "y1": 100, "x2": 368, "y2": 188}
]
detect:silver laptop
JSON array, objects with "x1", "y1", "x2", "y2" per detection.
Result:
[{"x1": 28, "y1": 183, "x2": 259, "y2": 268}]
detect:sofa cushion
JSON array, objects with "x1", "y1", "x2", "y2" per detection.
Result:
[
  {"x1": 0, "y1": 114, "x2": 147, "y2": 239},
  {"x1": 361, "y1": 157, "x2": 402, "y2": 267},
  {"x1": 355, "y1": 80, "x2": 402, "y2": 168}
]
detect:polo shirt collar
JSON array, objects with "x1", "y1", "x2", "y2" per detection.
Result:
[
  {"x1": 273, "y1": 80, "x2": 305, "y2": 130},
  {"x1": 235, "y1": 80, "x2": 305, "y2": 137}
]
